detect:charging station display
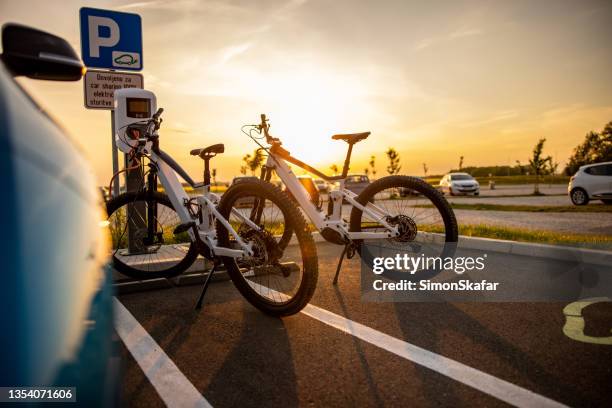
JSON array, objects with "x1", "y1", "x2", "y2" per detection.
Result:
[{"x1": 114, "y1": 88, "x2": 157, "y2": 153}]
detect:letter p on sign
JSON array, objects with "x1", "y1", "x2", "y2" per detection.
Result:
[
  {"x1": 80, "y1": 7, "x2": 143, "y2": 71},
  {"x1": 88, "y1": 16, "x2": 119, "y2": 58}
]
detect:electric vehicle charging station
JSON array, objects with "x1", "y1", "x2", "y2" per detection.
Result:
[
  {"x1": 114, "y1": 88, "x2": 157, "y2": 254},
  {"x1": 114, "y1": 88, "x2": 157, "y2": 152}
]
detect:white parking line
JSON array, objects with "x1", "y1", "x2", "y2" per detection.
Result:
[
  {"x1": 301, "y1": 303, "x2": 567, "y2": 408},
  {"x1": 248, "y1": 281, "x2": 566, "y2": 407},
  {"x1": 113, "y1": 298, "x2": 213, "y2": 408}
]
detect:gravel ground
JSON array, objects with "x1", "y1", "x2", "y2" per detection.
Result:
[
  {"x1": 467, "y1": 184, "x2": 567, "y2": 196},
  {"x1": 453, "y1": 209, "x2": 612, "y2": 235},
  {"x1": 446, "y1": 195, "x2": 573, "y2": 206}
]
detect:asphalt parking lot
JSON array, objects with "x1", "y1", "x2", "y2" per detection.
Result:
[{"x1": 116, "y1": 242, "x2": 612, "y2": 407}]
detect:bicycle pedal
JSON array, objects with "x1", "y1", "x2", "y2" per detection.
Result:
[{"x1": 174, "y1": 221, "x2": 195, "y2": 235}]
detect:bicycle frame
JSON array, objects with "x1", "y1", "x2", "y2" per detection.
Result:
[
  {"x1": 263, "y1": 152, "x2": 400, "y2": 241},
  {"x1": 148, "y1": 150, "x2": 256, "y2": 258}
]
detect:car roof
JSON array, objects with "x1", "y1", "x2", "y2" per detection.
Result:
[
  {"x1": 580, "y1": 161, "x2": 612, "y2": 169},
  {"x1": 447, "y1": 172, "x2": 470, "y2": 176}
]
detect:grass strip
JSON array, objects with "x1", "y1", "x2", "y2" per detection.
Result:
[{"x1": 442, "y1": 203, "x2": 612, "y2": 213}]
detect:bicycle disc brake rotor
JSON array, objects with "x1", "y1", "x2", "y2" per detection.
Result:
[
  {"x1": 386, "y1": 214, "x2": 418, "y2": 242},
  {"x1": 239, "y1": 228, "x2": 283, "y2": 274}
]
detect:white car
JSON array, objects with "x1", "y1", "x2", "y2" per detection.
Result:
[
  {"x1": 568, "y1": 161, "x2": 612, "y2": 205},
  {"x1": 439, "y1": 172, "x2": 480, "y2": 196}
]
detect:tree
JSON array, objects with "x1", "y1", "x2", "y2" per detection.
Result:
[
  {"x1": 422, "y1": 163, "x2": 428, "y2": 177},
  {"x1": 564, "y1": 121, "x2": 612, "y2": 175},
  {"x1": 330, "y1": 164, "x2": 339, "y2": 175},
  {"x1": 212, "y1": 168, "x2": 217, "y2": 184},
  {"x1": 548, "y1": 160, "x2": 558, "y2": 176},
  {"x1": 364, "y1": 168, "x2": 369, "y2": 176},
  {"x1": 248, "y1": 148, "x2": 265, "y2": 175},
  {"x1": 369, "y1": 155, "x2": 377, "y2": 179},
  {"x1": 242, "y1": 149, "x2": 265, "y2": 176},
  {"x1": 242, "y1": 153, "x2": 251, "y2": 175},
  {"x1": 515, "y1": 160, "x2": 525, "y2": 175},
  {"x1": 386, "y1": 148, "x2": 401, "y2": 175},
  {"x1": 528, "y1": 138, "x2": 552, "y2": 195},
  {"x1": 459, "y1": 156, "x2": 464, "y2": 170}
]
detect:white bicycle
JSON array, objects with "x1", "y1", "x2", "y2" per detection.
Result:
[
  {"x1": 105, "y1": 109, "x2": 318, "y2": 316},
  {"x1": 244, "y1": 114, "x2": 458, "y2": 283}
]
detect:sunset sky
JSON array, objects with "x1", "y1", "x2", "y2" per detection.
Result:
[{"x1": 2, "y1": 0, "x2": 611, "y2": 184}]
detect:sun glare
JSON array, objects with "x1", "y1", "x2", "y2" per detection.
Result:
[{"x1": 248, "y1": 69, "x2": 371, "y2": 168}]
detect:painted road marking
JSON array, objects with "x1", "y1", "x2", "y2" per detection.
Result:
[
  {"x1": 563, "y1": 297, "x2": 612, "y2": 345},
  {"x1": 302, "y1": 303, "x2": 567, "y2": 408},
  {"x1": 113, "y1": 298, "x2": 213, "y2": 408},
  {"x1": 247, "y1": 281, "x2": 566, "y2": 407}
]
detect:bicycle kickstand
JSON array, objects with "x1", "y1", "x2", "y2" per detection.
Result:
[
  {"x1": 195, "y1": 259, "x2": 220, "y2": 310},
  {"x1": 333, "y1": 242, "x2": 356, "y2": 285}
]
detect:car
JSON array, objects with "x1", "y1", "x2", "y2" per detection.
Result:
[
  {"x1": 314, "y1": 178, "x2": 329, "y2": 194},
  {"x1": 343, "y1": 174, "x2": 371, "y2": 196},
  {"x1": 230, "y1": 176, "x2": 260, "y2": 207},
  {"x1": 0, "y1": 24, "x2": 119, "y2": 405},
  {"x1": 439, "y1": 172, "x2": 480, "y2": 196},
  {"x1": 568, "y1": 161, "x2": 612, "y2": 205}
]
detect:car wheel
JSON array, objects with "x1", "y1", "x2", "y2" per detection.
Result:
[
  {"x1": 601, "y1": 199, "x2": 612, "y2": 205},
  {"x1": 570, "y1": 188, "x2": 589, "y2": 206}
]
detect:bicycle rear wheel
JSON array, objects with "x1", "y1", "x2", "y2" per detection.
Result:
[
  {"x1": 216, "y1": 180, "x2": 318, "y2": 316},
  {"x1": 106, "y1": 191, "x2": 198, "y2": 279}
]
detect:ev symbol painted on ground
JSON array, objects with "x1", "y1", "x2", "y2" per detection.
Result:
[{"x1": 80, "y1": 7, "x2": 143, "y2": 71}]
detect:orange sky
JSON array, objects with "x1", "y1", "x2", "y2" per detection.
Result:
[{"x1": 2, "y1": 0, "x2": 611, "y2": 184}]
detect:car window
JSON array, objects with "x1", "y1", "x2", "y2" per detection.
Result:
[
  {"x1": 585, "y1": 165, "x2": 611, "y2": 176},
  {"x1": 450, "y1": 174, "x2": 473, "y2": 181}
]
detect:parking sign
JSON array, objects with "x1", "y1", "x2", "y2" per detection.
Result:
[{"x1": 80, "y1": 7, "x2": 143, "y2": 71}]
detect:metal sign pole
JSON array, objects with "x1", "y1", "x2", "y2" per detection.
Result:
[{"x1": 111, "y1": 110, "x2": 120, "y2": 197}]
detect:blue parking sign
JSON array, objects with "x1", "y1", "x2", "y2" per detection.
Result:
[{"x1": 80, "y1": 7, "x2": 143, "y2": 71}]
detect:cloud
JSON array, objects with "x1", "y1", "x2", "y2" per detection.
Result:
[
  {"x1": 457, "y1": 110, "x2": 519, "y2": 128},
  {"x1": 217, "y1": 43, "x2": 252, "y2": 66},
  {"x1": 449, "y1": 28, "x2": 483, "y2": 38},
  {"x1": 415, "y1": 27, "x2": 483, "y2": 51}
]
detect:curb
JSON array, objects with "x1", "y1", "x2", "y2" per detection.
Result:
[
  {"x1": 302, "y1": 231, "x2": 611, "y2": 266},
  {"x1": 458, "y1": 235, "x2": 612, "y2": 266}
]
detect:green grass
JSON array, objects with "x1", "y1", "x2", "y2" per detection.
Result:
[
  {"x1": 421, "y1": 223, "x2": 612, "y2": 248},
  {"x1": 417, "y1": 203, "x2": 612, "y2": 213}
]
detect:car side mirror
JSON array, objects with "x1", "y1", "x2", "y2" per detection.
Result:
[{"x1": 1, "y1": 23, "x2": 83, "y2": 81}]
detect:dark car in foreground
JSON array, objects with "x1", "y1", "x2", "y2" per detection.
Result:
[{"x1": 0, "y1": 24, "x2": 118, "y2": 406}]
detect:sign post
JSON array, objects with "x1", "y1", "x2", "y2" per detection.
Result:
[{"x1": 80, "y1": 7, "x2": 143, "y2": 198}]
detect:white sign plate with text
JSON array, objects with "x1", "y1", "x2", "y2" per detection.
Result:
[{"x1": 83, "y1": 70, "x2": 143, "y2": 110}]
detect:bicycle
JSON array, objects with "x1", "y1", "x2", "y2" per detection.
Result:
[
  {"x1": 243, "y1": 114, "x2": 458, "y2": 283},
  {"x1": 105, "y1": 109, "x2": 318, "y2": 316}
]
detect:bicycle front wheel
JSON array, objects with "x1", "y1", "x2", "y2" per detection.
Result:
[
  {"x1": 106, "y1": 191, "x2": 198, "y2": 279},
  {"x1": 216, "y1": 180, "x2": 318, "y2": 316}
]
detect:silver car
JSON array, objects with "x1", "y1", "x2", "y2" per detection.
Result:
[{"x1": 568, "y1": 161, "x2": 612, "y2": 205}]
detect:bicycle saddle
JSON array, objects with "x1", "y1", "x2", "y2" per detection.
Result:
[
  {"x1": 190, "y1": 143, "x2": 225, "y2": 159},
  {"x1": 331, "y1": 132, "x2": 370, "y2": 144}
]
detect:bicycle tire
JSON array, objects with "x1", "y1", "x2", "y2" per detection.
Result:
[
  {"x1": 106, "y1": 191, "x2": 199, "y2": 279},
  {"x1": 349, "y1": 175, "x2": 458, "y2": 279},
  {"x1": 216, "y1": 180, "x2": 318, "y2": 316}
]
